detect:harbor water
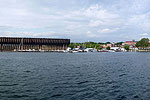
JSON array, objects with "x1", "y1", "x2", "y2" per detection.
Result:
[{"x1": 0, "y1": 52, "x2": 150, "y2": 100}]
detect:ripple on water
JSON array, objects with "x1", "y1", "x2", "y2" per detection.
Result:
[
  {"x1": 7, "y1": 94, "x2": 29, "y2": 99},
  {"x1": 119, "y1": 73, "x2": 127, "y2": 77},
  {"x1": 133, "y1": 95, "x2": 139, "y2": 98},
  {"x1": 0, "y1": 53, "x2": 150, "y2": 100},
  {"x1": 0, "y1": 90, "x2": 15, "y2": 94},
  {"x1": 51, "y1": 94, "x2": 62, "y2": 98},
  {"x1": 23, "y1": 70, "x2": 31, "y2": 73},
  {"x1": 116, "y1": 95, "x2": 127, "y2": 100},
  {"x1": 0, "y1": 84, "x2": 18, "y2": 87},
  {"x1": 77, "y1": 81, "x2": 89, "y2": 85},
  {"x1": 105, "y1": 80, "x2": 117, "y2": 85}
]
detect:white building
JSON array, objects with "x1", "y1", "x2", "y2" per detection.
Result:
[
  {"x1": 110, "y1": 47, "x2": 120, "y2": 51},
  {"x1": 67, "y1": 47, "x2": 71, "y2": 51},
  {"x1": 84, "y1": 48, "x2": 97, "y2": 52}
]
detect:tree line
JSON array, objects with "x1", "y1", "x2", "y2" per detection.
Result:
[
  {"x1": 69, "y1": 38, "x2": 150, "y2": 50},
  {"x1": 136, "y1": 38, "x2": 150, "y2": 49},
  {"x1": 69, "y1": 42, "x2": 122, "y2": 50}
]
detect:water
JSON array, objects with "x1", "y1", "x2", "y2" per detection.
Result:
[{"x1": 0, "y1": 52, "x2": 150, "y2": 100}]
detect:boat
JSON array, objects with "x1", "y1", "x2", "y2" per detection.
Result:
[
  {"x1": 99, "y1": 50, "x2": 108, "y2": 52},
  {"x1": 108, "y1": 50, "x2": 116, "y2": 52}
]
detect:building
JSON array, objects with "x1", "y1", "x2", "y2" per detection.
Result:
[
  {"x1": 110, "y1": 47, "x2": 120, "y2": 51},
  {"x1": 106, "y1": 44, "x2": 113, "y2": 47},
  {"x1": 0, "y1": 37, "x2": 70, "y2": 52},
  {"x1": 102, "y1": 44, "x2": 112, "y2": 48},
  {"x1": 102, "y1": 43, "x2": 116, "y2": 48},
  {"x1": 77, "y1": 46, "x2": 85, "y2": 50},
  {"x1": 122, "y1": 40, "x2": 137, "y2": 46}
]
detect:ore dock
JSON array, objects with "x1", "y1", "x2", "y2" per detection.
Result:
[{"x1": 0, "y1": 37, "x2": 70, "y2": 52}]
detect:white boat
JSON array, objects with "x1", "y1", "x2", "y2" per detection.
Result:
[
  {"x1": 108, "y1": 50, "x2": 115, "y2": 52},
  {"x1": 71, "y1": 50, "x2": 78, "y2": 53}
]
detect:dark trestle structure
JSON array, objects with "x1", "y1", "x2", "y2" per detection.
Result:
[{"x1": 0, "y1": 37, "x2": 70, "y2": 52}]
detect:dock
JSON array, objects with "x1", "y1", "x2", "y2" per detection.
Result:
[{"x1": 0, "y1": 37, "x2": 70, "y2": 52}]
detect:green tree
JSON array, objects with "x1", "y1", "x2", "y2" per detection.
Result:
[
  {"x1": 95, "y1": 44, "x2": 101, "y2": 50},
  {"x1": 69, "y1": 43, "x2": 74, "y2": 49},
  {"x1": 105, "y1": 42, "x2": 111, "y2": 44},
  {"x1": 69, "y1": 42, "x2": 104, "y2": 50},
  {"x1": 136, "y1": 38, "x2": 150, "y2": 48},
  {"x1": 98, "y1": 42, "x2": 105, "y2": 45},
  {"x1": 106, "y1": 46, "x2": 110, "y2": 50},
  {"x1": 124, "y1": 45, "x2": 130, "y2": 51},
  {"x1": 115, "y1": 42, "x2": 123, "y2": 46}
]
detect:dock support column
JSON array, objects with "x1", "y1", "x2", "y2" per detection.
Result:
[{"x1": 0, "y1": 44, "x2": 2, "y2": 51}]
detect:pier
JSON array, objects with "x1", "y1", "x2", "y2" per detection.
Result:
[{"x1": 0, "y1": 37, "x2": 70, "y2": 52}]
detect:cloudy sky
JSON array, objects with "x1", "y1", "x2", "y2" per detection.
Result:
[{"x1": 0, "y1": 0, "x2": 150, "y2": 42}]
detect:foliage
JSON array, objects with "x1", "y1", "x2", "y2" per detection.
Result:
[
  {"x1": 69, "y1": 42, "x2": 103, "y2": 50},
  {"x1": 98, "y1": 42, "x2": 105, "y2": 45},
  {"x1": 115, "y1": 42, "x2": 123, "y2": 45},
  {"x1": 136, "y1": 38, "x2": 149, "y2": 48},
  {"x1": 69, "y1": 43, "x2": 75, "y2": 49},
  {"x1": 124, "y1": 45, "x2": 130, "y2": 51},
  {"x1": 105, "y1": 42, "x2": 111, "y2": 44},
  {"x1": 106, "y1": 46, "x2": 110, "y2": 50}
]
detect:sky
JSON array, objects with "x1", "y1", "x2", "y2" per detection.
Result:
[{"x1": 0, "y1": 0, "x2": 150, "y2": 42}]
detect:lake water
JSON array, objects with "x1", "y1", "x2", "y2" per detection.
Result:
[{"x1": 0, "y1": 52, "x2": 150, "y2": 100}]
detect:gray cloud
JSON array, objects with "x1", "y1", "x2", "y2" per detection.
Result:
[{"x1": 0, "y1": 0, "x2": 150, "y2": 42}]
